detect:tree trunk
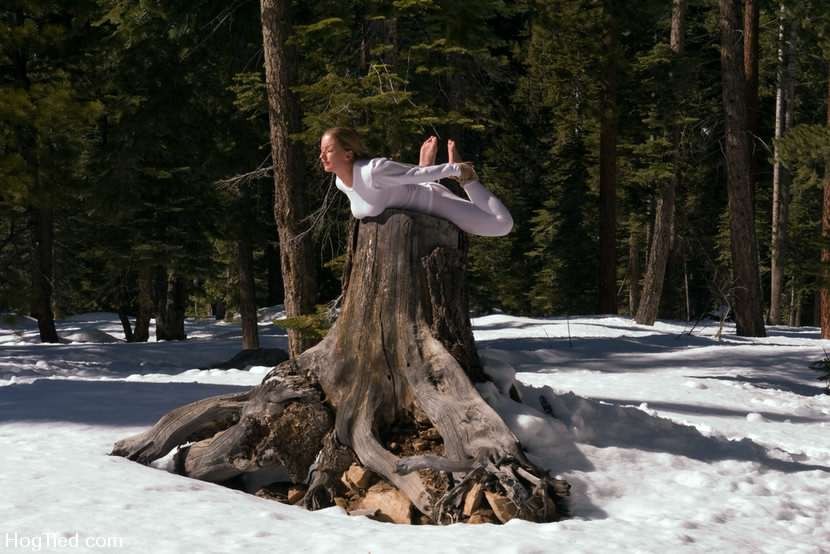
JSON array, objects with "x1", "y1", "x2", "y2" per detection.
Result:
[
  {"x1": 156, "y1": 270, "x2": 187, "y2": 341},
  {"x1": 153, "y1": 267, "x2": 169, "y2": 340},
  {"x1": 635, "y1": 0, "x2": 686, "y2": 326},
  {"x1": 598, "y1": 14, "x2": 618, "y2": 315},
  {"x1": 265, "y1": 241, "x2": 283, "y2": 306},
  {"x1": 260, "y1": 0, "x2": 318, "y2": 358},
  {"x1": 166, "y1": 273, "x2": 187, "y2": 341},
  {"x1": 683, "y1": 249, "x2": 691, "y2": 320},
  {"x1": 134, "y1": 265, "x2": 154, "y2": 342},
  {"x1": 238, "y1": 235, "x2": 260, "y2": 350},
  {"x1": 212, "y1": 301, "x2": 227, "y2": 321},
  {"x1": 627, "y1": 218, "x2": 641, "y2": 315},
  {"x1": 770, "y1": 3, "x2": 794, "y2": 325},
  {"x1": 14, "y1": 10, "x2": 57, "y2": 344},
  {"x1": 118, "y1": 307, "x2": 134, "y2": 342},
  {"x1": 743, "y1": 0, "x2": 760, "y2": 196},
  {"x1": 821, "y1": 67, "x2": 830, "y2": 338},
  {"x1": 112, "y1": 210, "x2": 569, "y2": 524},
  {"x1": 794, "y1": 293, "x2": 803, "y2": 326},
  {"x1": 719, "y1": 0, "x2": 766, "y2": 337},
  {"x1": 815, "y1": 290, "x2": 821, "y2": 328},
  {"x1": 29, "y1": 206, "x2": 59, "y2": 343}
]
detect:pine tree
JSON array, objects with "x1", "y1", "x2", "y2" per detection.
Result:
[
  {"x1": 719, "y1": 0, "x2": 766, "y2": 336},
  {"x1": 0, "y1": 2, "x2": 103, "y2": 340}
]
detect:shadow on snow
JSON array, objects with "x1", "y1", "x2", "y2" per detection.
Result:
[{"x1": 0, "y1": 379, "x2": 250, "y2": 426}]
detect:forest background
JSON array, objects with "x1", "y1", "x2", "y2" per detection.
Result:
[{"x1": 3, "y1": 0, "x2": 830, "y2": 349}]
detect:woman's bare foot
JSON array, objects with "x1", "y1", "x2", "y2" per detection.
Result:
[
  {"x1": 448, "y1": 139, "x2": 477, "y2": 182},
  {"x1": 447, "y1": 139, "x2": 459, "y2": 164},
  {"x1": 419, "y1": 135, "x2": 438, "y2": 166}
]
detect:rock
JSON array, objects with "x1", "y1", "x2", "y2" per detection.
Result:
[
  {"x1": 287, "y1": 485, "x2": 306, "y2": 504},
  {"x1": 355, "y1": 482, "x2": 413, "y2": 524},
  {"x1": 484, "y1": 490, "x2": 519, "y2": 523},
  {"x1": 462, "y1": 482, "x2": 484, "y2": 516}
]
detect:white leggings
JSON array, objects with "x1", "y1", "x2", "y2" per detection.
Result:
[{"x1": 386, "y1": 181, "x2": 513, "y2": 237}]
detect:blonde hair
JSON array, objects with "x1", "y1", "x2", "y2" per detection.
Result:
[{"x1": 322, "y1": 127, "x2": 370, "y2": 160}]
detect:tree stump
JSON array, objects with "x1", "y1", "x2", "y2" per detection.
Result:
[{"x1": 112, "y1": 209, "x2": 569, "y2": 524}]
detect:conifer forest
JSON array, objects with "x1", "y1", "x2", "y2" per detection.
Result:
[{"x1": 4, "y1": 0, "x2": 830, "y2": 344}]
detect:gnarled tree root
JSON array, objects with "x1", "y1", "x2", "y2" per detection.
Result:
[{"x1": 112, "y1": 210, "x2": 570, "y2": 524}]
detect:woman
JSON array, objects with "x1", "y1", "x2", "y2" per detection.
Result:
[{"x1": 319, "y1": 127, "x2": 513, "y2": 237}]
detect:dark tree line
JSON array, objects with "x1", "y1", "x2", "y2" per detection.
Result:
[{"x1": 2, "y1": 0, "x2": 830, "y2": 346}]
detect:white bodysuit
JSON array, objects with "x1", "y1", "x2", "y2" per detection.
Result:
[{"x1": 334, "y1": 158, "x2": 513, "y2": 237}]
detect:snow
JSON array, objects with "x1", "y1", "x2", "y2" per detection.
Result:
[{"x1": 1, "y1": 312, "x2": 828, "y2": 553}]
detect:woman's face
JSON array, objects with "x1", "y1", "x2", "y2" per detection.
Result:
[{"x1": 319, "y1": 133, "x2": 353, "y2": 174}]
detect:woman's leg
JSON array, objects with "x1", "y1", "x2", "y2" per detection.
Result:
[
  {"x1": 388, "y1": 136, "x2": 513, "y2": 236},
  {"x1": 388, "y1": 179, "x2": 513, "y2": 237},
  {"x1": 443, "y1": 139, "x2": 513, "y2": 236},
  {"x1": 422, "y1": 181, "x2": 513, "y2": 237}
]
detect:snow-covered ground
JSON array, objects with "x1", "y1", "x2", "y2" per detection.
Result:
[{"x1": 1, "y1": 311, "x2": 827, "y2": 553}]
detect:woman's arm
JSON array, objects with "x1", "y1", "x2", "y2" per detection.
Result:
[{"x1": 370, "y1": 158, "x2": 462, "y2": 188}]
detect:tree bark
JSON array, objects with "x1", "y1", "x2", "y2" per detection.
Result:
[
  {"x1": 719, "y1": 0, "x2": 766, "y2": 337},
  {"x1": 821, "y1": 67, "x2": 830, "y2": 339},
  {"x1": 118, "y1": 307, "x2": 134, "y2": 342},
  {"x1": 156, "y1": 270, "x2": 187, "y2": 341},
  {"x1": 238, "y1": 235, "x2": 260, "y2": 350},
  {"x1": 635, "y1": 0, "x2": 686, "y2": 326},
  {"x1": 770, "y1": 3, "x2": 793, "y2": 324},
  {"x1": 627, "y1": 218, "x2": 641, "y2": 315},
  {"x1": 112, "y1": 210, "x2": 569, "y2": 524},
  {"x1": 264, "y1": 241, "x2": 283, "y2": 306},
  {"x1": 134, "y1": 265, "x2": 154, "y2": 342},
  {"x1": 260, "y1": 0, "x2": 318, "y2": 358},
  {"x1": 598, "y1": 13, "x2": 618, "y2": 315},
  {"x1": 29, "y1": 206, "x2": 59, "y2": 342},
  {"x1": 743, "y1": 0, "x2": 760, "y2": 195},
  {"x1": 15, "y1": 11, "x2": 58, "y2": 344}
]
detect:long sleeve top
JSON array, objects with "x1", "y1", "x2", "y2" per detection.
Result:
[{"x1": 335, "y1": 158, "x2": 463, "y2": 219}]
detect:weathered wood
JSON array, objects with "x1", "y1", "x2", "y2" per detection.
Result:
[
  {"x1": 484, "y1": 490, "x2": 519, "y2": 523},
  {"x1": 112, "y1": 209, "x2": 568, "y2": 524},
  {"x1": 175, "y1": 383, "x2": 330, "y2": 483},
  {"x1": 287, "y1": 485, "x2": 306, "y2": 504},
  {"x1": 343, "y1": 464, "x2": 375, "y2": 490},
  {"x1": 111, "y1": 391, "x2": 252, "y2": 464},
  {"x1": 354, "y1": 482, "x2": 414, "y2": 524},
  {"x1": 301, "y1": 429, "x2": 355, "y2": 510},
  {"x1": 463, "y1": 482, "x2": 484, "y2": 516}
]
